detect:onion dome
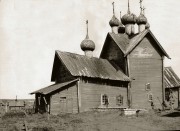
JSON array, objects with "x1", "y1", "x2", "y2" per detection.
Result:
[
  {"x1": 109, "y1": 2, "x2": 119, "y2": 27},
  {"x1": 109, "y1": 15, "x2": 120, "y2": 27},
  {"x1": 80, "y1": 20, "x2": 95, "y2": 52},
  {"x1": 121, "y1": 13, "x2": 137, "y2": 25},
  {"x1": 121, "y1": 0, "x2": 137, "y2": 25},
  {"x1": 137, "y1": 2, "x2": 147, "y2": 25},
  {"x1": 81, "y1": 37, "x2": 95, "y2": 51},
  {"x1": 136, "y1": 14, "x2": 147, "y2": 25},
  {"x1": 145, "y1": 22, "x2": 150, "y2": 29}
]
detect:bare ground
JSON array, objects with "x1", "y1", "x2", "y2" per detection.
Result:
[{"x1": 0, "y1": 110, "x2": 180, "y2": 131}]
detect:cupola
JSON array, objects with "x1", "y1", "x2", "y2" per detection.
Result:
[
  {"x1": 136, "y1": 0, "x2": 147, "y2": 33},
  {"x1": 121, "y1": 0, "x2": 137, "y2": 35},
  {"x1": 80, "y1": 20, "x2": 95, "y2": 58},
  {"x1": 109, "y1": 2, "x2": 119, "y2": 34}
]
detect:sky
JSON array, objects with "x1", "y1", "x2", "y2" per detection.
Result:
[{"x1": 0, "y1": 0, "x2": 180, "y2": 99}]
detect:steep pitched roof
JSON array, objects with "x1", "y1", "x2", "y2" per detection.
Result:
[
  {"x1": 30, "y1": 79, "x2": 78, "y2": 95},
  {"x1": 164, "y1": 67, "x2": 180, "y2": 88},
  {"x1": 108, "y1": 29, "x2": 170, "y2": 59},
  {"x1": 53, "y1": 51, "x2": 130, "y2": 81}
]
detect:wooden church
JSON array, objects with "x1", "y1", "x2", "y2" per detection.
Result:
[{"x1": 31, "y1": 1, "x2": 172, "y2": 114}]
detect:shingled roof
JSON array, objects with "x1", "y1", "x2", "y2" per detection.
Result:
[
  {"x1": 108, "y1": 29, "x2": 170, "y2": 59},
  {"x1": 30, "y1": 79, "x2": 78, "y2": 95},
  {"x1": 164, "y1": 67, "x2": 180, "y2": 88},
  {"x1": 52, "y1": 51, "x2": 130, "y2": 81}
]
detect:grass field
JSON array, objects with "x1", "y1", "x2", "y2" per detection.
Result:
[{"x1": 0, "y1": 110, "x2": 179, "y2": 131}]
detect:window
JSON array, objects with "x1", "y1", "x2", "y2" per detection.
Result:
[
  {"x1": 145, "y1": 83, "x2": 151, "y2": 91},
  {"x1": 148, "y1": 93, "x2": 153, "y2": 102},
  {"x1": 116, "y1": 95, "x2": 123, "y2": 106},
  {"x1": 101, "y1": 94, "x2": 109, "y2": 105}
]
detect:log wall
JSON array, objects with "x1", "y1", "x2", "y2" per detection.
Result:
[{"x1": 79, "y1": 80, "x2": 128, "y2": 112}]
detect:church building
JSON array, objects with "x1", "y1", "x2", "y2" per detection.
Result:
[{"x1": 31, "y1": 1, "x2": 172, "y2": 114}]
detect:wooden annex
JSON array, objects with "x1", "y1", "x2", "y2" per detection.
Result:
[
  {"x1": 31, "y1": 1, "x2": 180, "y2": 114},
  {"x1": 164, "y1": 67, "x2": 180, "y2": 109}
]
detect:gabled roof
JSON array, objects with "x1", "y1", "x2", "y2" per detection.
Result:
[
  {"x1": 164, "y1": 67, "x2": 180, "y2": 88},
  {"x1": 30, "y1": 79, "x2": 78, "y2": 95},
  {"x1": 52, "y1": 51, "x2": 130, "y2": 81},
  {"x1": 108, "y1": 29, "x2": 170, "y2": 59}
]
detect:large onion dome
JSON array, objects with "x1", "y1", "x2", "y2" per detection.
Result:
[
  {"x1": 80, "y1": 20, "x2": 95, "y2": 52},
  {"x1": 136, "y1": 14, "x2": 147, "y2": 25},
  {"x1": 121, "y1": 13, "x2": 137, "y2": 25},
  {"x1": 109, "y1": 15, "x2": 120, "y2": 27},
  {"x1": 80, "y1": 36, "x2": 95, "y2": 51}
]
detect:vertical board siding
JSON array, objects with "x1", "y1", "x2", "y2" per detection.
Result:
[
  {"x1": 50, "y1": 83, "x2": 78, "y2": 115},
  {"x1": 129, "y1": 36, "x2": 163, "y2": 109},
  {"x1": 79, "y1": 81, "x2": 128, "y2": 112},
  {"x1": 100, "y1": 39, "x2": 126, "y2": 73}
]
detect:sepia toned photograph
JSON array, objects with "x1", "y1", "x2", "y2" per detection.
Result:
[{"x1": 0, "y1": 0, "x2": 180, "y2": 130}]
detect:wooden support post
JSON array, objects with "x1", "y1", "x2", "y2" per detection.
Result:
[
  {"x1": 162, "y1": 56, "x2": 165, "y2": 110},
  {"x1": 77, "y1": 79, "x2": 81, "y2": 113},
  {"x1": 38, "y1": 96, "x2": 40, "y2": 105},
  {"x1": 178, "y1": 87, "x2": 180, "y2": 108},
  {"x1": 43, "y1": 96, "x2": 47, "y2": 105},
  {"x1": 127, "y1": 55, "x2": 132, "y2": 108}
]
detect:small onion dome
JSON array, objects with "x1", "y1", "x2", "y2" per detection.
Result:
[
  {"x1": 145, "y1": 22, "x2": 150, "y2": 29},
  {"x1": 121, "y1": 13, "x2": 137, "y2": 25},
  {"x1": 136, "y1": 14, "x2": 147, "y2": 25},
  {"x1": 109, "y1": 15, "x2": 120, "y2": 27},
  {"x1": 118, "y1": 23, "x2": 125, "y2": 33},
  {"x1": 80, "y1": 37, "x2": 95, "y2": 51}
]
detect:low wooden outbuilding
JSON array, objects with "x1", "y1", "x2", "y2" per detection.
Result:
[
  {"x1": 164, "y1": 67, "x2": 180, "y2": 109},
  {"x1": 31, "y1": 51, "x2": 130, "y2": 114}
]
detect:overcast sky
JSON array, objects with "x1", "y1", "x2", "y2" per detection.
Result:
[{"x1": 0, "y1": 0, "x2": 180, "y2": 99}]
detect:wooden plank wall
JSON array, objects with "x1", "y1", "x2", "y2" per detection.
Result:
[
  {"x1": 79, "y1": 80, "x2": 128, "y2": 112},
  {"x1": 53, "y1": 55, "x2": 75, "y2": 83},
  {"x1": 129, "y1": 36, "x2": 163, "y2": 109},
  {"x1": 100, "y1": 39, "x2": 126, "y2": 73},
  {"x1": 50, "y1": 83, "x2": 78, "y2": 115}
]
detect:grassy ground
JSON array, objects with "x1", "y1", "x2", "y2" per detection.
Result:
[{"x1": 0, "y1": 110, "x2": 180, "y2": 131}]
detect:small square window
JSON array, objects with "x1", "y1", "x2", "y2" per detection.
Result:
[
  {"x1": 101, "y1": 94, "x2": 109, "y2": 105},
  {"x1": 145, "y1": 83, "x2": 151, "y2": 91}
]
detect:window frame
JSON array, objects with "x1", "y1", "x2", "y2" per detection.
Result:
[
  {"x1": 101, "y1": 94, "x2": 109, "y2": 105},
  {"x1": 116, "y1": 95, "x2": 123, "y2": 106}
]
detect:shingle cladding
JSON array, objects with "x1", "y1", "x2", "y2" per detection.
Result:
[
  {"x1": 164, "y1": 67, "x2": 180, "y2": 88},
  {"x1": 30, "y1": 79, "x2": 78, "y2": 95},
  {"x1": 56, "y1": 51, "x2": 130, "y2": 81},
  {"x1": 109, "y1": 29, "x2": 170, "y2": 58}
]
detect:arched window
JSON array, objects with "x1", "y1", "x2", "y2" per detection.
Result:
[
  {"x1": 116, "y1": 95, "x2": 123, "y2": 106},
  {"x1": 101, "y1": 94, "x2": 109, "y2": 105}
]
